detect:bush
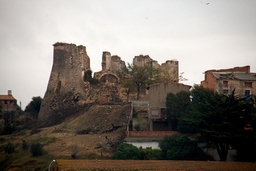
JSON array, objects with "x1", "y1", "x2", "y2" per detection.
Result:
[
  {"x1": 133, "y1": 124, "x2": 141, "y2": 131},
  {"x1": 76, "y1": 128, "x2": 92, "y2": 134},
  {"x1": 3, "y1": 142, "x2": 15, "y2": 155},
  {"x1": 159, "y1": 134, "x2": 198, "y2": 160},
  {"x1": 140, "y1": 147, "x2": 162, "y2": 160},
  {"x1": 22, "y1": 140, "x2": 29, "y2": 150},
  {"x1": 112, "y1": 143, "x2": 140, "y2": 160},
  {"x1": 30, "y1": 141, "x2": 43, "y2": 156}
]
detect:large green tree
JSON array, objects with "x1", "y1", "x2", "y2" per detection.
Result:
[
  {"x1": 187, "y1": 86, "x2": 256, "y2": 161},
  {"x1": 166, "y1": 91, "x2": 191, "y2": 130},
  {"x1": 159, "y1": 134, "x2": 211, "y2": 160},
  {"x1": 118, "y1": 64, "x2": 164, "y2": 100},
  {"x1": 25, "y1": 96, "x2": 42, "y2": 117}
]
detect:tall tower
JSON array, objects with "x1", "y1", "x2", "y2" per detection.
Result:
[
  {"x1": 161, "y1": 59, "x2": 179, "y2": 82},
  {"x1": 38, "y1": 42, "x2": 91, "y2": 127}
]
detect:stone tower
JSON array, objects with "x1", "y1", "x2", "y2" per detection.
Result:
[
  {"x1": 161, "y1": 59, "x2": 179, "y2": 82},
  {"x1": 38, "y1": 42, "x2": 91, "y2": 127}
]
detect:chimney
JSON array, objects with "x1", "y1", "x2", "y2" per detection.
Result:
[{"x1": 8, "y1": 90, "x2": 12, "y2": 96}]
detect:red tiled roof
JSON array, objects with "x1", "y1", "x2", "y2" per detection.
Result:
[{"x1": 0, "y1": 95, "x2": 16, "y2": 101}]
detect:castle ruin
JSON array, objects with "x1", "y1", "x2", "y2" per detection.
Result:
[{"x1": 38, "y1": 42, "x2": 179, "y2": 127}]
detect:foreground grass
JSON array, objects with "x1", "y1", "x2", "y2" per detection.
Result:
[{"x1": 0, "y1": 149, "x2": 55, "y2": 171}]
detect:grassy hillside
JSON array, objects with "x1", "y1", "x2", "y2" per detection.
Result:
[{"x1": 0, "y1": 104, "x2": 131, "y2": 171}]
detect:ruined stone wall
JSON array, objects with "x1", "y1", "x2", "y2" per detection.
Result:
[
  {"x1": 94, "y1": 51, "x2": 125, "y2": 83},
  {"x1": 133, "y1": 55, "x2": 155, "y2": 67},
  {"x1": 161, "y1": 59, "x2": 179, "y2": 82},
  {"x1": 133, "y1": 55, "x2": 179, "y2": 82},
  {"x1": 38, "y1": 42, "x2": 91, "y2": 127}
]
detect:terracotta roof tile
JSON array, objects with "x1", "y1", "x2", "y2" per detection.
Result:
[{"x1": 0, "y1": 95, "x2": 16, "y2": 101}]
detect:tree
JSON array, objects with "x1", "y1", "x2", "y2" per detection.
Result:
[
  {"x1": 188, "y1": 86, "x2": 256, "y2": 161},
  {"x1": 118, "y1": 64, "x2": 164, "y2": 100},
  {"x1": 112, "y1": 143, "x2": 141, "y2": 160},
  {"x1": 25, "y1": 96, "x2": 42, "y2": 117},
  {"x1": 166, "y1": 91, "x2": 191, "y2": 130},
  {"x1": 30, "y1": 141, "x2": 43, "y2": 156},
  {"x1": 1, "y1": 110, "x2": 16, "y2": 134},
  {"x1": 159, "y1": 134, "x2": 210, "y2": 160},
  {"x1": 119, "y1": 77, "x2": 136, "y2": 102}
]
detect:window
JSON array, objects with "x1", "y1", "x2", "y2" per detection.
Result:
[
  {"x1": 223, "y1": 89, "x2": 229, "y2": 95},
  {"x1": 244, "y1": 82, "x2": 252, "y2": 88},
  {"x1": 223, "y1": 81, "x2": 228, "y2": 88},
  {"x1": 151, "y1": 108, "x2": 159, "y2": 116},
  {"x1": 245, "y1": 90, "x2": 251, "y2": 100}
]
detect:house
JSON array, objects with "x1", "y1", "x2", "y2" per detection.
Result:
[
  {"x1": 148, "y1": 82, "x2": 191, "y2": 131},
  {"x1": 201, "y1": 65, "x2": 256, "y2": 98},
  {"x1": 0, "y1": 90, "x2": 17, "y2": 110},
  {"x1": 125, "y1": 82, "x2": 190, "y2": 149}
]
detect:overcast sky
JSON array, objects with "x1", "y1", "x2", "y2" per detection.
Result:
[{"x1": 0, "y1": 0, "x2": 256, "y2": 109}]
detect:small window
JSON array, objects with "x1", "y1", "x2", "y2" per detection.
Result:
[
  {"x1": 223, "y1": 89, "x2": 229, "y2": 95},
  {"x1": 245, "y1": 90, "x2": 251, "y2": 100},
  {"x1": 223, "y1": 81, "x2": 228, "y2": 88},
  {"x1": 151, "y1": 108, "x2": 159, "y2": 116},
  {"x1": 244, "y1": 82, "x2": 252, "y2": 88},
  {"x1": 4, "y1": 100, "x2": 8, "y2": 104}
]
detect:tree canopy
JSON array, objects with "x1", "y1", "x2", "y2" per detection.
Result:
[
  {"x1": 112, "y1": 143, "x2": 141, "y2": 160},
  {"x1": 177, "y1": 85, "x2": 256, "y2": 161},
  {"x1": 25, "y1": 96, "x2": 42, "y2": 117},
  {"x1": 118, "y1": 64, "x2": 164, "y2": 100},
  {"x1": 159, "y1": 134, "x2": 211, "y2": 160},
  {"x1": 166, "y1": 91, "x2": 191, "y2": 130}
]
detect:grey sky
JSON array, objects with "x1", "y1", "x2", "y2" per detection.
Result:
[{"x1": 0, "y1": 0, "x2": 256, "y2": 109}]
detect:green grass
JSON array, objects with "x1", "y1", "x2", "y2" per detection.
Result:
[{"x1": 0, "y1": 149, "x2": 55, "y2": 171}]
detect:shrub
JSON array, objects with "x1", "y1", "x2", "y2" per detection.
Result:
[
  {"x1": 30, "y1": 141, "x2": 43, "y2": 156},
  {"x1": 112, "y1": 143, "x2": 140, "y2": 160},
  {"x1": 76, "y1": 128, "x2": 92, "y2": 134},
  {"x1": 3, "y1": 142, "x2": 15, "y2": 155},
  {"x1": 140, "y1": 147, "x2": 162, "y2": 160},
  {"x1": 133, "y1": 124, "x2": 141, "y2": 131},
  {"x1": 70, "y1": 144, "x2": 79, "y2": 159},
  {"x1": 22, "y1": 140, "x2": 29, "y2": 150},
  {"x1": 159, "y1": 134, "x2": 198, "y2": 160}
]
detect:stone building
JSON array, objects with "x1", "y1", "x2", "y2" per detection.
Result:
[{"x1": 201, "y1": 65, "x2": 256, "y2": 98}]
